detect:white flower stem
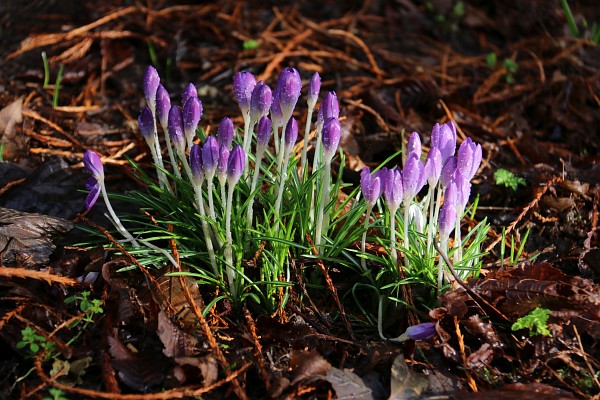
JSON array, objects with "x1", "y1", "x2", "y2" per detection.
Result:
[
  {"x1": 225, "y1": 181, "x2": 237, "y2": 299},
  {"x1": 389, "y1": 207, "x2": 398, "y2": 269},
  {"x1": 403, "y1": 204, "x2": 410, "y2": 270},
  {"x1": 300, "y1": 105, "x2": 315, "y2": 181},
  {"x1": 161, "y1": 122, "x2": 181, "y2": 179},
  {"x1": 100, "y1": 181, "x2": 140, "y2": 247},
  {"x1": 309, "y1": 124, "x2": 324, "y2": 228},
  {"x1": 314, "y1": 159, "x2": 331, "y2": 251},
  {"x1": 361, "y1": 204, "x2": 373, "y2": 272},
  {"x1": 246, "y1": 147, "x2": 265, "y2": 228},
  {"x1": 426, "y1": 186, "x2": 436, "y2": 256},
  {"x1": 193, "y1": 184, "x2": 219, "y2": 276},
  {"x1": 437, "y1": 237, "x2": 449, "y2": 293},
  {"x1": 274, "y1": 147, "x2": 291, "y2": 222}
]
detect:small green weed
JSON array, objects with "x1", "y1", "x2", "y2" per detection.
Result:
[
  {"x1": 494, "y1": 168, "x2": 526, "y2": 191},
  {"x1": 44, "y1": 388, "x2": 69, "y2": 400},
  {"x1": 512, "y1": 307, "x2": 552, "y2": 337},
  {"x1": 16, "y1": 326, "x2": 56, "y2": 358}
]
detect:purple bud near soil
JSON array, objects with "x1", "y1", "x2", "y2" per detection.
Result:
[
  {"x1": 83, "y1": 150, "x2": 104, "y2": 210},
  {"x1": 284, "y1": 117, "x2": 298, "y2": 151},
  {"x1": 138, "y1": 106, "x2": 155, "y2": 142},
  {"x1": 257, "y1": 116, "x2": 272, "y2": 150},
  {"x1": 233, "y1": 71, "x2": 256, "y2": 115},
  {"x1": 440, "y1": 156, "x2": 457, "y2": 189},
  {"x1": 405, "y1": 322, "x2": 437, "y2": 341},
  {"x1": 182, "y1": 83, "x2": 198, "y2": 109},
  {"x1": 183, "y1": 96, "x2": 202, "y2": 142},
  {"x1": 438, "y1": 200, "x2": 457, "y2": 240},
  {"x1": 202, "y1": 136, "x2": 219, "y2": 176},
  {"x1": 217, "y1": 117, "x2": 234, "y2": 149},
  {"x1": 227, "y1": 145, "x2": 246, "y2": 185},
  {"x1": 321, "y1": 117, "x2": 341, "y2": 162},
  {"x1": 402, "y1": 153, "x2": 425, "y2": 205},
  {"x1": 250, "y1": 81, "x2": 272, "y2": 122},
  {"x1": 155, "y1": 84, "x2": 171, "y2": 130},
  {"x1": 361, "y1": 167, "x2": 382, "y2": 207},
  {"x1": 217, "y1": 145, "x2": 230, "y2": 183},
  {"x1": 143, "y1": 66, "x2": 160, "y2": 110},
  {"x1": 85, "y1": 176, "x2": 101, "y2": 210},
  {"x1": 277, "y1": 67, "x2": 302, "y2": 118},
  {"x1": 384, "y1": 168, "x2": 403, "y2": 211},
  {"x1": 424, "y1": 147, "x2": 442, "y2": 186},
  {"x1": 308, "y1": 72, "x2": 321, "y2": 108},
  {"x1": 168, "y1": 106, "x2": 185, "y2": 148},
  {"x1": 407, "y1": 132, "x2": 422, "y2": 159},
  {"x1": 189, "y1": 143, "x2": 204, "y2": 186}
]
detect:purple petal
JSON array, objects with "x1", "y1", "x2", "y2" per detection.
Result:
[
  {"x1": 227, "y1": 145, "x2": 246, "y2": 185},
  {"x1": 407, "y1": 132, "x2": 422, "y2": 159},
  {"x1": 155, "y1": 84, "x2": 171, "y2": 130},
  {"x1": 321, "y1": 117, "x2": 341, "y2": 161},
  {"x1": 308, "y1": 72, "x2": 321, "y2": 107},
  {"x1": 138, "y1": 106, "x2": 155, "y2": 141},
  {"x1": 257, "y1": 116, "x2": 272, "y2": 149},
  {"x1": 250, "y1": 81, "x2": 273, "y2": 122},
  {"x1": 405, "y1": 322, "x2": 437, "y2": 341},
  {"x1": 438, "y1": 200, "x2": 456, "y2": 240},
  {"x1": 284, "y1": 117, "x2": 299, "y2": 151},
  {"x1": 182, "y1": 83, "x2": 198, "y2": 109},
  {"x1": 167, "y1": 106, "x2": 185, "y2": 147},
  {"x1": 143, "y1": 66, "x2": 160, "y2": 109},
  {"x1": 402, "y1": 154, "x2": 425, "y2": 204},
  {"x1": 183, "y1": 96, "x2": 202, "y2": 142},
  {"x1": 83, "y1": 150, "x2": 104, "y2": 181},
  {"x1": 189, "y1": 143, "x2": 204, "y2": 185},
  {"x1": 202, "y1": 136, "x2": 219, "y2": 176},
  {"x1": 440, "y1": 156, "x2": 457, "y2": 189},
  {"x1": 217, "y1": 117, "x2": 235, "y2": 149},
  {"x1": 233, "y1": 71, "x2": 256, "y2": 115},
  {"x1": 424, "y1": 147, "x2": 442, "y2": 186},
  {"x1": 384, "y1": 168, "x2": 403, "y2": 211},
  {"x1": 85, "y1": 181, "x2": 101, "y2": 210},
  {"x1": 277, "y1": 67, "x2": 302, "y2": 119},
  {"x1": 217, "y1": 145, "x2": 230, "y2": 182}
]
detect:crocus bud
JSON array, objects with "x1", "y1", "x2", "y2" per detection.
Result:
[
  {"x1": 318, "y1": 91, "x2": 339, "y2": 127},
  {"x1": 402, "y1": 153, "x2": 425, "y2": 206},
  {"x1": 143, "y1": 66, "x2": 160, "y2": 110},
  {"x1": 321, "y1": 117, "x2": 341, "y2": 162},
  {"x1": 168, "y1": 106, "x2": 185, "y2": 153},
  {"x1": 256, "y1": 116, "x2": 272, "y2": 151},
  {"x1": 444, "y1": 181, "x2": 459, "y2": 208},
  {"x1": 227, "y1": 145, "x2": 245, "y2": 185},
  {"x1": 404, "y1": 322, "x2": 436, "y2": 341},
  {"x1": 454, "y1": 171, "x2": 471, "y2": 214},
  {"x1": 233, "y1": 71, "x2": 256, "y2": 116},
  {"x1": 438, "y1": 200, "x2": 457, "y2": 240},
  {"x1": 457, "y1": 137, "x2": 481, "y2": 180},
  {"x1": 277, "y1": 67, "x2": 302, "y2": 120},
  {"x1": 138, "y1": 106, "x2": 155, "y2": 145},
  {"x1": 182, "y1": 83, "x2": 198, "y2": 109},
  {"x1": 183, "y1": 96, "x2": 202, "y2": 145},
  {"x1": 189, "y1": 143, "x2": 204, "y2": 186},
  {"x1": 308, "y1": 72, "x2": 321, "y2": 109},
  {"x1": 384, "y1": 168, "x2": 403, "y2": 212},
  {"x1": 431, "y1": 122, "x2": 457, "y2": 164},
  {"x1": 270, "y1": 85, "x2": 283, "y2": 127},
  {"x1": 407, "y1": 132, "x2": 422, "y2": 159},
  {"x1": 284, "y1": 117, "x2": 298, "y2": 152},
  {"x1": 424, "y1": 147, "x2": 442, "y2": 186},
  {"x1": 217, "y1": 117, "x2": 234, "y2": 149},
  {"x1": 217, "y1": 145, "x2": 230, "y2": 185},
  {"x1": 440, "y1": 156, "x2": 457, "y2": 189},
  {"x1": 249, "y1": 81, "x2": 272, "y2": 123},
  {"x1": 202, "y1": 136, "x2": 219, "y2": 177},
  {"x1": 361, "y1": 167, "x2": 382, "y2": 207},
  {"x1": 155, "y1": 84, "x2": 171, "y2": 131},
  {"x1": 83, "y1": 150, "x2": 104, "y2": 210}
]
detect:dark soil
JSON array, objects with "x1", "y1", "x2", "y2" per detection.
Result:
[{"x1": 0, "y1": 1, "x2": 599, "y2": 399}]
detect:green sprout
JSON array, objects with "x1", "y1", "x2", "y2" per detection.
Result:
[
  {"x1": 41, "y1": 51, "x2": 50, "y2": 88},
  {"x1": 494, "y1": 168, "x2": 526, "y2": 191},
  {"x1": 560, "y1": 0, "x2": 599, "y2": 44},
  {"x1": 52, "y1": 64, "x2": 64, "y2": 109},
  {"x1": 44, "y1": 388, "x2": 69, "y2": 400},
  {"x1": 485, "y1": 52, "x2": 497, "y2": 67},
  {"x1": 512, "y1": 307, "x2": 552, "y2": 337},
  {"x1": 243, "y1": 40, "x2": 260, "y2": 51}
]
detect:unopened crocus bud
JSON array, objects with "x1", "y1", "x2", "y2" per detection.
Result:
[
  {"x1": 318, "y1": 91, "x2": 339, "y2": 127},
  {"x1": 440, "y1": 156, "x2": 457, "y2": 189},
  {"x1": 321, "y1": 117, "x2": 341, "y2": 162},
  {"x1": 257, "y1": 116, "x2": 272, "y2": 150},
  {"x1": 438, "y1": 200, "x2": 457, "y2": 240},
  {"x1": 361, "y1": 167, "x2": 382, "y2": 207},
  {"x1": 183, "y1": 96, "x2": 202, "y2": 145},
  {"x1": 143, "y1": 66, "x2": 160, "y2": 110},
  {"x1": 277, "y1": 67, "x2": 302, "y2": 120},
  {"x1": 407, "y1": 132, "x2": 422, "y2": 158},
  {"x1": 83, "y1": 150, "x2": 104, "y2": 210},
  {"x1": 189, "y1": 143, "x2": 204, "y2": 186},
  {"x1": 182, "y1": 83, "x2": 198, "y2": 109},
  {"x1": 233, "y1": 71, "x2": 256, "y2": 116},
  {"x1": 444, "y1": 181, "x2": 459, "y2": 209},
  {"x1": 168, "y1": 106, "x2": 185, "y2": 153},
  {"x1": 402, "y1": 153, "x2": 425, "y2": 206},
  {"x1": 217, "y1": 145, "x2": 230, "y2": 184},
  {"x1": 454, "y1": 171, "x2": 471, "y2": 214},
  {"x1": 138, "y1": 106, "x2": 155, "y2": 145},
  {"x1": 202, "y1": 136, "x2": 219, "y2": 177},
  {"x1": 404, "y1": 322, "x2": 436, "y2": 341},
  {"x1": 284, "y1": 117, "x2": 298, "y2": 152},
  {"x1": 217, "y1": 117, "x2": 234, "y2": 149},
  {"x1": 384, "y1": 168, "x2": 403, "y2": 212},
  {"x1": 155, "y1": 84, "x2": 171, "y2": 130},
  {"x1": 431, "y1": 122, "x2": 457, "y2": 164},
  {"x1": 250, "y1": 81, "x2": 272, "y2": 123},
  {"x1": 424, "y1": 147, "x2": 442, "y2": 186},
  {"x1": 227, "y1": 145, "x2": 245, "y2": 185},
  {"x1": 270, "y1": 85, "x2": 283, "y2": 127},
  {"x1": 308, "y1": 72, "x2": 321, "y2": 109},
  {"x1": 457, "y1": 137, "x2": 481, "y2": 180}
]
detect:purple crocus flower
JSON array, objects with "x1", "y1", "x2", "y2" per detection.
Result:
[
  {"x1": 321, "y1": 117, "x2": 341, "y2": 162},
  {"x1": 431, "y1": 122, "x2": 457, "y2": 164},
  {"x1": 249, "y1": 81, "x2": 272, "y2": 123},
  {"x1": 143, "y1": 66, "x2": 160, "y2": 110},
  {"x1": 438, "y1": 199, "x2": 457, "y2": 240},
  {"x1": 257, "y1": 115, "x2": 272, "y2": 151},
  {"x1": 407, "y1": 132, "x2": 422, "y2": 159},
  {"x1": 189, "y1": 143, "x2": 204, "y2": 187},
  {"x1": 83, "y1": 150, "x2": 104, "y2": 210},
  {"x1": 277, "y1": 67, "x2": 302, "y2": 120},
  {"x1": 168, "y1": 106, "x2": 185, "y2": 153},
  {"x1": 138, "y1": 106, "x2": 155, "y2": 144},
  {"x1": 182, "y1": 83, "x2": 198, "y2": 109},
  {"x1": 155, "y1": 84, "x2": 171, "y2": 131},
  {"x1": 183, "y1": 96, "x2": 202, "y2": 144},
  {"x1": 457, "y1": 137, "x2": 482, "y2": 180},
  {"x1": 361, "y1": 167, "x2": 382, "y2": 207},
  {"x1": 308, "y1": 72, "x2": 321, "y2": 109},
  {"x1": 217, "y1": 117, "x2": 234, "y2": 149},
  {"x1": 233, "y1": 71, "x2": 256, "y2": 116},
  {"x1": 318, "y1": 91, "x2": 340, "y2": 128},
  {"x1": 270, "y1": 84, "x2": 283, "y2": 127},
  {"x1": 383, "y1": 168, "x2": 403, "y2": 212},
  {"x1": 402, "y1": 153, "x2": 425, "y2": 206},
  {"x1": 424, "y1": 147, "x2": 442, "y2": 186},
  {"x1": 404, "y1": 322, "x2": 437, "y2": 341},
  {"x1": 217, "y1": 145, "x2": 230, "y2": 184},
  {"x1": 284, "y1": 117, "x2": 298, "y2": 152},
  {"x1": 227, "y1": 145, "x2": 246, "y2": 185},
  {"x1": 440, "y1": 156, "x2": 457, "y2": 189},
  {"x1": 202, "y1": 136, "x2": 219, "y2": 177},
  {"x1": 454, "y1": 171, "x2": 472, "y2": 214},
  {"x1": 444, "y1": 181, "x2": 459, "y2": 209}
]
